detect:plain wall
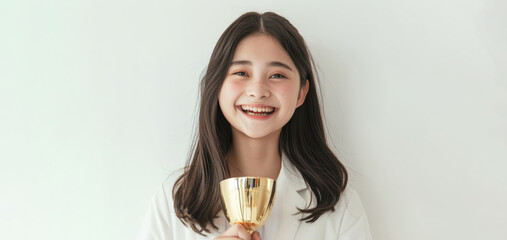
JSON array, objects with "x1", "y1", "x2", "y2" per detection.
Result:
[{"x1": 1, "y1": 0, "x2": 506, "y2": 239}]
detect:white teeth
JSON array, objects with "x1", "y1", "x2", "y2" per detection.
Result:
[
  {"x1": 245, "y1": 111, "x2": 270, "y2": 116},
  {"x1": 240, "y1": 105, "x2": 275, "y2": 113}
]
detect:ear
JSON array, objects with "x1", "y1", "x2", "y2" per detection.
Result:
[{"x1": 296, "y1": 80, "x2": 310, "y2": 108}]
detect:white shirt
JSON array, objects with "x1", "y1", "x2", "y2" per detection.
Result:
[{"x1": 138, "y1": 154, "x2": 372, "y2": 240}]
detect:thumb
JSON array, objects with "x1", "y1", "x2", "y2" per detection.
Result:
[{"x1": 251, "y1": 231, "x2": 261, "y2": 240}]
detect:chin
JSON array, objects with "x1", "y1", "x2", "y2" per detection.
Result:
[
  {"x1": 241, "y1": 128, "x2": 281, "y2": 140},
  {"x1": 244, "y1": 133, "x2": 271, "y2": 139}
]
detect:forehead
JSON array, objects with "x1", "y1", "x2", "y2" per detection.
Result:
[{"x1": 232, "y1": 33, "x2": 296, "y2": 69}]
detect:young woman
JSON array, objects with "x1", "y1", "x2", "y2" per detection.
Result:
[{"x1": 138, "y1": 12, "x2": 372, "y2": 240}]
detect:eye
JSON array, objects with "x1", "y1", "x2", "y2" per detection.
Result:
[
  {"x1": 270, "y1": 73, "x2": 286, "y2": 79},
  {"x1": 233, "y1": 71, "x2": 248, "y2": 77}
]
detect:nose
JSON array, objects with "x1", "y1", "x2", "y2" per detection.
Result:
[{"x1": 246, "y1": 78, "x2": 270, "y2": 99}]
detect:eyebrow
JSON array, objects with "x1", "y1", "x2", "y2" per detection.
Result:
[{"x1": 230, "y1": 60, "x2": 293, "y2": 71}]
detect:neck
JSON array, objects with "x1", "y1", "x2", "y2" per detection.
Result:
[{"x1": 227, "y1": 129, "x2": 282, "y2": 180}]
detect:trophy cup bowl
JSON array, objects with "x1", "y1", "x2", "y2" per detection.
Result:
[{"x1": 219, "y1": 177, "x2": 276, "y2": 234}]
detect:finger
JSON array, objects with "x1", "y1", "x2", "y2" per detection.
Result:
[
  {"x1": 221, "y1": 224, "x2": 251, "y2": 240},
  {"x1": 251, "y1": 231, "x2": 262, "y2": 240}
]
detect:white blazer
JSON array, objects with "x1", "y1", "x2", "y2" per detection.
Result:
[{"x1": 138, "y1": 154, "x2": 372, "y2": 240}]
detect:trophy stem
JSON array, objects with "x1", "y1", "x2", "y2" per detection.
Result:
[{"x1": 233, "y1": 221, "x2": 255, "y2": 235}]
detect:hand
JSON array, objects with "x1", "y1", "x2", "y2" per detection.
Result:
[{"x1": 214, "y1": 224, "x2": 261, "y2": 240}]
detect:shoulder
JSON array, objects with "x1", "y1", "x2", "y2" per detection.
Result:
[
  {"x1": 148, "y1": 168, "x2": 185, "y2": 211},
  {"x1": 137, "y1": 168, "x2": 186, "y2": 240},
  {"x1": 332, "y1": 186, "x2": 373, "y2": 239},
  {"x1": 296, "y1": 186, "x2": 372, "y2": 239},
  {"x1": 336, "y1": 187, "x2": 366, "y2": 217},
  {"x1": 160, "y1": 168, "x2": 185, "y2": 211}
]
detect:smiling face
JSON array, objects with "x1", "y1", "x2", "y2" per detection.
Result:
[{"x1": 218, "y1": 33, "x2": 309, "y2": 139}]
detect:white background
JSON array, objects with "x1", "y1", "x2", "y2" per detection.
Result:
[{"x1": 1, "y1": 0, "x2": 506, "y2": 239}]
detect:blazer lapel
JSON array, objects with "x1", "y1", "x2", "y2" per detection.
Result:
[{"x1": 273, "y1": 154, "x2": 311, "y2": 240}]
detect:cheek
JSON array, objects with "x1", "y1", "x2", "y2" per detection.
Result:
[
  {"x1": 276, "y1": 83, "x2": 300, "y2": 106},
  {"x1": 219, "y1": 80, "x2": 244, "y2": 106}
]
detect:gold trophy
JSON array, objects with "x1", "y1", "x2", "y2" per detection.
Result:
[{"x1": 219, "y1": 177, "x2": 276, "y2": 234}]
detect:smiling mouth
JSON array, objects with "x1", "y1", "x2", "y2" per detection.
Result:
[{"x1": 240, "y1": 105, "x2": 276, "y2": 116}]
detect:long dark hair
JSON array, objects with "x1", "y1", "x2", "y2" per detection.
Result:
[{"x1": 173, "y1": 11, "x2": 348, "y2": 235}]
